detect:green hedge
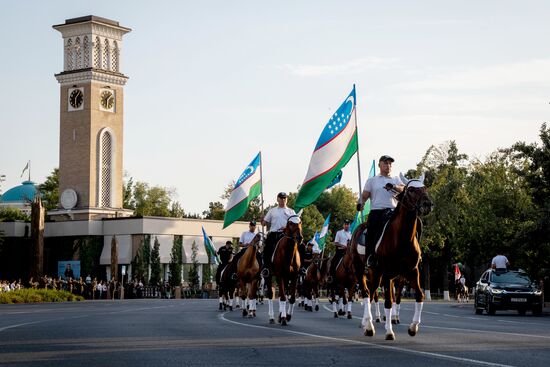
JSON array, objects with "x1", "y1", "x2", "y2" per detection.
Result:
[{"x1": 0, "y1": 289, "x2": 84, "y2": 304}]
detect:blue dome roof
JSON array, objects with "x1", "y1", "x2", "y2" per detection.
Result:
[{"x1": 0, "y1": 181, "x2": 39, "y2": 203}]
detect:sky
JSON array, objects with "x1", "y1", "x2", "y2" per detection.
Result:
[{"x1": 0, "y1": 1, "x2": 548, "y2": 214}]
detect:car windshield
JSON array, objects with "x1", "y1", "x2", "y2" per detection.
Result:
[{"x1": 490, "y1": 271, "x2": 531, "y2": 285}]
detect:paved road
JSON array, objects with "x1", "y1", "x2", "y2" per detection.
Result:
[{"x1": 0, "y1": 299, "x2": 548, "y2": 366}]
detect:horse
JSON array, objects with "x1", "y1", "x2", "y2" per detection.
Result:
[
  {"x1": 363, "y1": 173, "x2": 433, "y2": 340},
  {"x1": 302, "y1": 255, "x2": 328, "y2": 312},
  {"x1": 265, "y1": 215, "x2": 303, "y2": 325},
  {"x1": 236, "y1": 232, "x2": 264, "y2": 318},
  {"x1": 218, "y1": 259, "x2": 239, "y2": 311},
  {"x1": 329, "y1": 243, "x2": 358, "y2": 319},
  {"x1": 456, "y1": 282, "x2": 469, "y2": 303}
]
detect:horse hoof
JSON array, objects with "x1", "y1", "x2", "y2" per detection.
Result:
[
  {"x1": 334, "y1": 313, "x2": 338, "y2": 318},
  {"x1": 229, "y1": 306, "x2": 233, "y2": 311},
  {"x1": 278, "y1": 313, "x2": 282, "y2": 323},
  {"x1": 242, "y1": 309, "x2": 247, "y2": 317},
  {"x1": 347, "y1": 313, "x2": 352, "y2": 320},
  {"x1": 219, "y1": 304, "x2": 222, "y2": 311},
  {"x1": 383, "y1": 316, "x2": 386, "y2": 321},
  {"x1": 364, "y1": 328, "x2": 375, "y2": 337},
  {"x1": 385, "y1": 333, "x2": 395, "y2": 341},
  {"x1": 315, "y1": 305, "x2": 319, "y2": 311},
  {"x1": 375, "y1": 318, "x2": 380, "y2": 323},
  {"x1": 408, "y1": 323, "x2": 419, "y2": 337},
  {"x1": 396, "y1": 318, "x2": 400, "y2": 324},
  {"x1": 253, "y1": 311, "x2": 256, "y2": 317},
  {"x1": 338, "y1": 310, "x2": 345, "y2": 316},
  {"x1": 269, "y1": 318, "x2": 275, "y2": 324},
  {"x1": 391, "y1": 319, "x2": 397, "y2": 325},
  {"x1": 286, "y1": 314, "x2": 292, "y2": 322},
  {"x1": 248, "y1": 313, "x2": 253, "y2": 318},
  {"x1": 281, "y1": 318, "x2": 287, "y2": 326}
]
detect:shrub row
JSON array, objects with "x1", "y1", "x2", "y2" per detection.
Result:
[{"x1": 0, "y1": 289, "x2": 84, "y2": 304}]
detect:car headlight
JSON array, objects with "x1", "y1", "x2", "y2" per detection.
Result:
[
  {"x1": 489, "y1": 288, "x2": 504, "y2": 294},
  {"x1": 533, "y1": 290, "x2": 542, "y2": 296}
]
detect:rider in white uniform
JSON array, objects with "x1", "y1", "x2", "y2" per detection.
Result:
[{"x1": 261, "y1": 192, "x2": 296, "y2": 276}]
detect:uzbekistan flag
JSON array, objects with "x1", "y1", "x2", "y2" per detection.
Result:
[
  {"x1": 295, "y1": 86, "x2": 358, "y2": 211},
  {"x1": 202, "y1": 227, "x2": 220, "y2": 265},
  {"x1": 223, "y1": 152, "x2": 262, "y2": 228},
  {"x1": 317, "y1": 213, "x2": 331, "y2": 251},
  {"x1": 350, "y1": 159, "x2": 376, "y2": 233}
]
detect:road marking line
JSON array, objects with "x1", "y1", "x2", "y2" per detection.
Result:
[
  {"x1": 220, "y1": 312, "x2": 514, "y2": 367},
  {"x1": 0, "y1": 315, "x2": 88, "y2": 333},
  {"x1": 321, "y1": 305, "x2": 550, "y2": 340}
]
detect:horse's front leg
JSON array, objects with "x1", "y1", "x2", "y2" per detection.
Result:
[
  {"x1": 383, "y1": 277, "x2": 395, "y2": 340},
  {"x1": 407, "y1": 269, "x2": 425, "y2": 337},
  {"x1": 278, "y1": 277, "x2": 288, "y2": 326},
  {"x1": 239, "y1": 280, "x2": 248, "y2": 317},
  {"x1": 248, "y1": 279, "x2": 258, "y2": 318},
  {"x1": 286, "y1": 276, "x2": 298, "y2": 322},
  {"x1": 265, "y1": 276, "x2": 275, "y2": 324}
]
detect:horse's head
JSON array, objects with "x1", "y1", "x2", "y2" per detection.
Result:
[
  {"x1": 252, "y1": 232, "x2": 265, "y2": 249},
  {"x1": 399, "y1": 172, "x2": 433, "y2": 216},
  {"x1": 284, "y1": 215, "x2": 303, "y2": 244}
]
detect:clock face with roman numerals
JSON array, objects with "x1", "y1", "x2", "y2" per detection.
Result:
[{"x1": 68, "y1": 88, "x2": 84, "y2": 111}]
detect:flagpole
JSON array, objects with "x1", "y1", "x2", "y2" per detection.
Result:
[
  {"x1": 353, "y1": 84, "x2": 363, "y2": 208},
  {"x1": 259, "y1": 151, "x2": 266, "y2": 236},
  {"x1": 28, "y1": 160, "x2": 31, "y2": 181}
]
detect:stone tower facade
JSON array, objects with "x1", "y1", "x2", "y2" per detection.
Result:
[{"x1": 51, "y1": 16, "x2": 132, "y2": 221}]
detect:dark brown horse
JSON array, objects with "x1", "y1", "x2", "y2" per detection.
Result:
[
  {"x1": 329, "y1": 244, "x2": 357, "y2": 319},
  {"x1": 302, "y1": 255, "x2": 328, "y2": 311},
  {"x1": 265, "y1": 215, "x2": 302, "y2": 325},
  {"x1": 218, "y1": 260, "x2": 239, "y2": 311},
  {"x1": 364, "y1": 173, "x2": 432, "y2": 340},
  {"x1": 237, "y1": 233, "x2": 263, "y2": 317}
]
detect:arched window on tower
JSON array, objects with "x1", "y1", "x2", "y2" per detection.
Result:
[
  {"x1": 83, "y1": 36, "x2": 89, "y2": 68},
  {"x1": 66, "y1": 38, "x2": 73, "y2": 71},
  {"x1": 93, "y1": 36, "x2": 101, "y2": 68},
  {"x1": 112, "y1": 41, "x2": 119, "y2": 72},
  {"x1": 102, "y1": 38, "x2": 110, "y2": 70},
  {"x1": 98, "y1": 129, "x2": 114, "y2": 207},
  {"x1": 74, "y1": 37, "x2": 81, "y2": 69}
]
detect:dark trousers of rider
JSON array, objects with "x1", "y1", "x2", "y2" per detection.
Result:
[
  {"x1": 365, "y1": 208, "x2": 393, "y2": 256},
  {"x1": 330, "y1": 248, "x2": 346, "y2": 276},
  {"x1": 263, "y1": 232, "x2": 283, "y2": 269}
]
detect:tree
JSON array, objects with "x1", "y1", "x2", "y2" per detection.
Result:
[
  {"x1": 133, "y1": 182, "x2": 173, "y2": 217},
  {"x1": 0, "y1": 207, "x2": 30, "y2": 222},
  {"x1": 202, "y1": 201, "x2": 225, "y2": 220},
  {"x1": 507, "y1": 123, "x2": 550, "y2": 278},
  {"x1": 313, "y1": 185, "x2": 357, "y2": 238},
  {"x1": 132, "y1": 235, "x2": 152, "y2": 283},
  {"x1": 38, "y1": 168, "x2": 59, "y2": 211},
  {"x1": 122, "y1": 174, "x2": 134, "y2": 209},
  {"x1": 188, "y1": 241, "x2": 200, "y2": 291},
  {"x1": 169, "y1": 235, "x2": 183, "y2": 287},
  {"x1": 149, "y1": 236, "x2": 162, "y2": 285}
]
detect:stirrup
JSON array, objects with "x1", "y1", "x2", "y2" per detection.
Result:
[
  {"x1": 261, "y1": 268, "x2": 270, "y2": 278},
  {"x1": 326, "y1": 275, "x2": 333, "y2": 284},
  {"x1": 367, "y1": 254, "x2": 376, "y2": 267}
]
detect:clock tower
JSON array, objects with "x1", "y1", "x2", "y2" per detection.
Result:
[{"x1": 51, "y1": 16, "x2": 132, "y2": 220}]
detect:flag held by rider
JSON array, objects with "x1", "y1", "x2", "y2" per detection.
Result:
[
  {"x1": 295, "y1": 87, "x2": 358, "y2": 211},
  {"x1": 223, "y1": 152, "x2": 262, "y2": 228},
  {"x1": 202, "y1": 226, "x2": 220, "y2": 265}
]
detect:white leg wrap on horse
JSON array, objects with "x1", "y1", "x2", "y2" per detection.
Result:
[
  {"x1": 339, "y1": 298, "x2": 344, "y2": 310},
  {"x1": 396, "y1": 303, "x2": 401, "y2": 316},
  {"x1": 347, "y1": 302, "x2": 352, "y2": 313},
  {"x1": 280, "y1": 301, "x2": 287, "y2": 317},
  {"x1": 391, "y1": 302, "x2": 397, "y2": 316},
  {"x1": 332, "y1": 300, "x2": 338, "y2": 313},
  {"x1": 362, "y1": 297, "x2": 372, "y2": 324},
  {"x1": 219, "y1": 297, "x2": 223, "y2": 303},
  {"x1": 385, "y1": 308, "x2": 393, "y2": 332},
  {"x1": 268, "y1": 299, "x2": 274, "y2": 318},
  {"x1": 373, "y1": 300, "x2": 381, "y2": 317},
  {"x1": 288, "y1": 302, "x2": 294, "y2": 315},
  {"x1": 413, "y1": 302, "x2": 424, "y2": 324}
]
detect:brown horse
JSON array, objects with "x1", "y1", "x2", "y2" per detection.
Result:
[
  {"x1": 237, "y1": 232, "x2": 264, "y2": 318},
  {"x1": 364, "y1": 173, "x2": 433, "y2": 340},
  {"x1": 302, "y1": 255, "x2": 328, "y2": 312},
  {"x1": 329, "y1": 244, "x2": 357, "y2": 319},
  {"x1": 265, "y1": 215, "x2": 302, "y2": 325}
]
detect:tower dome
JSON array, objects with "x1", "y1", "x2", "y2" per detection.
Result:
[{"x1": 0, "y1": 181, "x2": 39, "y2": 203}]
